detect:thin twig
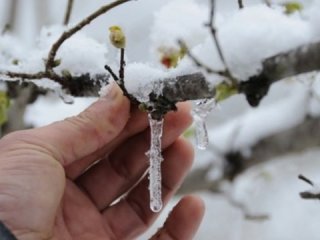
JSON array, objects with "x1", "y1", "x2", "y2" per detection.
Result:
[
  {"x1": 64, "y1": 0, "x2": 74, "y2": 25},
  {"x1": 104, "y1": 65, "x2": 119, "y2": 81},
  {"x1": 207, "y1": 0, "x2": 226, "y2": 67},
  {"x1": 207, "y1": 0, "x2": 235, "y2": 84},
  {"x1": 46, "y1": 0, "x2": 133, "y2": 72},
  {"x1": 178, "y1": 40, "x2": 228, "y2": 77},
  {"x1": 238, "y1": 0, "x2": 244, "y2": 9},
  {"x1": 298, "y1": 174, "x2": 314, "y2": 186}
]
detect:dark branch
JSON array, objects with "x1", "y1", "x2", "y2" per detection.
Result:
[
  {"x1": 180, "y1": 116, "x2": 320, "y2": 194},
  {"x1": 64, "y1": 0, "x2": 74, "y2": 25},
  {"x1": 299, "y1": 175, "x2": 320, "y2": 200},
  {"x1": 2, "y1": 71, "x2": 109, "y2": 97},
  {"x1": 178, "y1": 40, "x2": 228, "y2": 77},
  {"x1": 240, "y1": 41, "x2": 320, "y2": 106},
  {"x1": 207, "y1": 0, "x2": 235, "y2": 84},
  {"x1": 238, "y1": 0, "x2": 244, "y2": 9},
  {"x1": 300, "y1": 192, "x2": 320, "y2": 200},
  {"x1": 298, "y1": 175, "x2": 314, "y2": 186}
]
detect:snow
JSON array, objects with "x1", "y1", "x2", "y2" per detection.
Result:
[
  {"x1": 150, "y1": 0, "x2": 208, "y2": 62},
  {"x1": 124, "y1": 62, "x2": 167, "y2": 102},
  {"x1": 19, "y1": 25, "x2": 108, "y2": 76},
  {"x1": 304, "y1": 0, "x2": 320, "y2": 39},
  {"x1": 208, "y1": 80, "x2": 309, "y2": 154},
  {"x1": 24, "y1": 93, "x2": 96, "y2": 127},
  {"x1": 0, "y1": 34, "x2": 26, "y2": 68},
  {"x1": 218, "y1": 5, "x2": 312, "y2": 80}
]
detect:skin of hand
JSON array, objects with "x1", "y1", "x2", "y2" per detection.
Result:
[{"x1": 0, "y1": 83, "x2": 205, "y2": 240}]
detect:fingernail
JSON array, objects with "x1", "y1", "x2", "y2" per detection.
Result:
[{"x1": 99, "y1": 81, "x2": 119, "y2": 100}]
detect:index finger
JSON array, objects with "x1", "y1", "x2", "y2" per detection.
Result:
[{"x1": 6, "y1": 84, "x2": 130, "y2": 167}]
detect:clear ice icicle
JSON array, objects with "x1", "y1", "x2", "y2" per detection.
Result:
[
  {"x1": 147, "y1": 113, "x2": 164, "y2": 212},
  {"x1": 56, "y1": 88, "x2": 74, "y2": 104},
  {"x1": 192, "y1": 99, "x2": 215, "y2": 150}
]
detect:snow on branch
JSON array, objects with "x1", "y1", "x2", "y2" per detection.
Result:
[
  {"x1": 45, "y1": 0, "x2": 133, "y2": 72},
  {"x1": 180, "y1": 116, "x2": 320, "y2": 194},
  {"x1": 241, "y1": 40, "x2": 320, "y2": 106},
  {"x1": 3, "y1": 39, "x2": 320, "y2": 112}
]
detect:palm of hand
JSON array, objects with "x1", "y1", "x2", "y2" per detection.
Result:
[{"x1": 0, "y1": 88, "x2": 204, "y2": 240}]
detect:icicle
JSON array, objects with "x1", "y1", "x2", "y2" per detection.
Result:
[
  {"x1": 56, "y1": 88, "x2": 74, "y2": 104},
  {"x1": 146, "y1": 113, "x2": 164, "y2": 212},
  {"x1": 192, "y1": 99, "x2": 215, "y2": 150}
]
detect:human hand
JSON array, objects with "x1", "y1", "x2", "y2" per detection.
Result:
[{"x1": 0, "y1": 84, "x2": 204, "y2": 240}]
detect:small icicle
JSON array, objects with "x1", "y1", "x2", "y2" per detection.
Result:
[
  {"x1": 56, "y1": 88, "x2": 74, "y2": 104},
  {"x1": 147, "y1": 113, "x2": 164, "y2": 212},
  {"x1": 192, "y1": 99, "x2": 215, "y2": 150}
]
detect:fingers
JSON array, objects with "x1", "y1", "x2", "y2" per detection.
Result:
[
  {"x1": 3, "y1": 84, "x2": 130, "y2": 167},
  {"x1": 101, "y1": 138, "x2": 194, "y2": 240},
  {"x1": 67, "y1": 102, "x2": 190, "y2": 179},
  {"x1": 65, "y1": 106, "x2": 149, "y2": 179},
  {"x1": 76, "y1": 104, "x2": 192, "y2": 210},
  {"x1": 150, "y1": 196, "x2": 205, "y2": 240}
]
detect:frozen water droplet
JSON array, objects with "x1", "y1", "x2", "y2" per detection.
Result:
[
  {"x1": 192, "y1": 99, "x2": 215, "y2": 150},
  {"x1": 147, "y1": 113, "x2": 164, "y2": 213},
  {"x1": 55, "y1": 88, "x2": 74, "y2": 104}
]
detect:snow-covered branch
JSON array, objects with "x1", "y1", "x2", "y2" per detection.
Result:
[
  {"x1": 240, "y1": 41, "x2": 320, "y2": 106},
  {"x1": 45, "y1": 0, "x2": 133, "y2": 72},
  {"x1": 179, "y1": 116, "x2": 320, "y2": 194}
]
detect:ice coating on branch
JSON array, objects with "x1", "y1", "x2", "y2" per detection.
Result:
[
  {"x1": 56, "y1": 88, "x2": 74, "y2": 104},
  {"x1": 192, "y1": 99, "x2": 216, "y2": 150},
  {"x1": 147, "y1": 113, "x2": 164, "y2": 212}
]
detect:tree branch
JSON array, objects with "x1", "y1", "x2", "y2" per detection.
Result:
[
  {"x1": 64, "y1": 0, "x2": 74, "y2": 25},
  {"x1": 3, "y1": 36, "x2": 320, "y2": 111},
  {"x1": 206, "y1": 0, "x2": 235, "y2": 84},
  {"x1": 179, "y1": 116, "x2": 320, "y2": 196},
  {"x1": 240, "y1": 41, "x2": 320, "y2": 106},
  {"x1": 45, "y1": 0, "x2": 133, "y2": 72},
  {"x1": 238, "y1": 0, "x2": 244, "y2": 9}
]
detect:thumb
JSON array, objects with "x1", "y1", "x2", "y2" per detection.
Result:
[
  {"x1": 150, "y1": 196, "x2": 205, "y2": 240},
  {"x1": 9, "y1": 83, "x2": 130, "y2": 166}
]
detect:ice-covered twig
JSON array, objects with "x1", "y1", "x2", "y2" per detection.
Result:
[
  {"x1": 192, "y1": 99, "x2": 216, "y2": 150},
  {"x1": 147, "y1": 114, "x2": 164, "y2": 212},
  {"x1": 64, "y1": 0, "x2": 74, "y2": 25},
  {"x1": 298, "y1": 174, "x2": 314, "y2": 186}
]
